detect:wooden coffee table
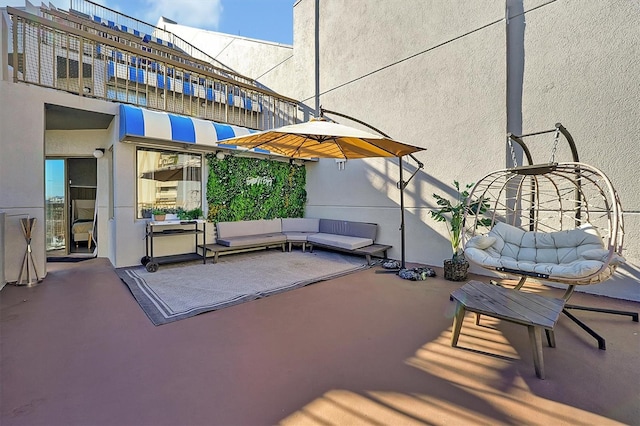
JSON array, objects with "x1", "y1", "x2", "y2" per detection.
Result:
[{"x1": 450, "y1": 280, "x2": 565, "y2": 379}]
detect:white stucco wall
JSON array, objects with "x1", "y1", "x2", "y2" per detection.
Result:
[
  {"x1": 292, "y1": 0, "x2": 506, "y2": 268},
  {"x1": 286, "y1": 0, "x2": 638, "y2": 300},
  {"x1": 513, "y1": 0, "x2": 640, "y2": 299},
  {"x1": 0, "y1": 80, "x2": 118, "y2": 282}
]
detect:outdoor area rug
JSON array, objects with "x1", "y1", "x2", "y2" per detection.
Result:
[{"x1": 116, "y1": 249, "x2": 369, "y2": 325}]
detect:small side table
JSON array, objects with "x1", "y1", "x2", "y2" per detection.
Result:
[{"x1": 450, "y1": 280, "x2": 565, "y2": 379}]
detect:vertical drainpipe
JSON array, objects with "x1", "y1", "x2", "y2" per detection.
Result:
[
  {"x1": 505, "y1": 0, "x2": 525, "y2": 220},
  {"x1": 506, "y1": 0, "x2": 525, "y2": 145},
  {"x1": 314, "y1": 0, "x2": 320, "y2": 117}
]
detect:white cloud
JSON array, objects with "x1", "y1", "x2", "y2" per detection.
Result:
[
  {"x1": 3, "y1": 0, "x2": 222, "y2": 32},
  {"x1": 138, "y1": 0, "x2": 222, "y2": 30}
]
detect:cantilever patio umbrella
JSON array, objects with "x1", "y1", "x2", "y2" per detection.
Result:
[{"x1": 218, "y1": 115, "x2": 425, "y2": 268}]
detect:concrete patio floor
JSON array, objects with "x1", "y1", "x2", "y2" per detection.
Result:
[{"x1": 1, "y1": 256, "x2": 638, "y2": 425}]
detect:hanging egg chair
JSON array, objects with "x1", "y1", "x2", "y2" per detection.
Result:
[{"x1": 462, "y1": 123, "x2": 637, "y2": 350}]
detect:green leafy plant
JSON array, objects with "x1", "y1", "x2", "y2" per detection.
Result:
[
  {"x1": 152, "y1": 208, "x2": 166, "y2": 215},
  {"x1": 430, "y1": 181, "x2": 492, "y2": 261},
  {"x1": 206, "y1": 155, "x2": 306, "y2": 222},
  {"x1": 177, "y1": 208, "x2": 203, "y2": 220}
]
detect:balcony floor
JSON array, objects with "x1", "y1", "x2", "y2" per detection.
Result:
[{"x1": 1, "y1": 257, "x2": 639, "y2": 425}]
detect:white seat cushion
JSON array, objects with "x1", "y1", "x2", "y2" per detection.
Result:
[{"x1": 464, "y1": 222, "x2": 624, "y2": 280}]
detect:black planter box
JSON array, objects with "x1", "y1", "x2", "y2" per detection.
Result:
[{"x1": 444, "y1": 259, "x2": 469, "y2": 281}]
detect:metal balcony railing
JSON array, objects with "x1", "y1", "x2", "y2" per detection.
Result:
[
  {"x1": 66, "y1": 0, "x2": 254, "y2": 86},
  {"x1": 6, "y1": 6, "x2": 298, "y2": 131}
]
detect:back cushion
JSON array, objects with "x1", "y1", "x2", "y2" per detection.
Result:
[
  {"x1": 217, "y1": 219, "x2": 282, "y2": 239},
  {"x1": 319, "y1": 219, "x2": 377, "y2": 240},
  {"x1": 281, "y1": 218, "x2": 320, "y2": 233}
]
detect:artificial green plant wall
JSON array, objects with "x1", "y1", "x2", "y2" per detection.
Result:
[{"x1": 206, "y1": 155, "x2": 307, "y2": 222}]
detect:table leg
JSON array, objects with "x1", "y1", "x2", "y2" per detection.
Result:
[
  {"x1": 528, "y1": 326, "x2": 545, "y2": 379},
  {"x1": 545, "y1": 329, "x2": 556, "y2": 348},
  {"x1": 451, "y1": 303, "x2": 466, "y2": 347}
]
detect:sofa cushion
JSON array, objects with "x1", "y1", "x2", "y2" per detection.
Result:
[
  {"x1": 281, "y1": 218, "x2": 320, "y2": 233},
  {"x1": 307, "y1": 233, "x2": 373, "y2": 250},
  {"x1": 318, "y1": 219, "x2": 377, "y2": 240},
  {"x1": 283, "y1": 231, "x2": 314, "y2": 242},
  {"x1": 216, "y1": 233, "x2": 286, "y2": 247},
  {"x1": 217, "y1": 219, "x2": 282, "y2": 239}
]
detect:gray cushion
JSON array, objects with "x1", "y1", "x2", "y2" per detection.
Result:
[
  {"x1": 217, "y1": 233, "x2": 286, "y2": 247},
  {"x1": 281, "y1": 218, "x2": 320, "y2": 233},
  {"x1": 217, "y1": 219, "x2": 282, "y2": 239},
  {"x1": 318, "y1": 219, "x2": 377, "y2": 240},
  {"x1": 307, "y1": 233, "x2": 373, "y2": 250},
  {"x1": 283, "y1": 231, "x2": 314, "y2": 242}
]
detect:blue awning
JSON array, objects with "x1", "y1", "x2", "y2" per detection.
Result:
[{"x1": 118, "y1": 105, "x2": 270, "y2": 154}]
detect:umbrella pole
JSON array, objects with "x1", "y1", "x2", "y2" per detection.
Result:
[{"x1": 399, "y1": 156, "x2": 406, "y2": 269}]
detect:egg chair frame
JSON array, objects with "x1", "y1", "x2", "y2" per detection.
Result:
[{"x1": 462, "y1": 123, "x2": 637, "y2": 350}]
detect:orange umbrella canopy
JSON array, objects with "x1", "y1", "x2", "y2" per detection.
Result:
[{"x1": 219, "y1": 118, "x2": 424, "y2": 159}]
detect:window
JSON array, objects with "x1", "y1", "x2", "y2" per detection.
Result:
[
  {"x1": 56, "y1": 56, "x2": 92, "y2": 78},
  {"x1": 107, "y1": 87, "x2": 147, "y2": 106},
  {"x1": 136, "y1": 148, "x2": 202, "y2": 218}
]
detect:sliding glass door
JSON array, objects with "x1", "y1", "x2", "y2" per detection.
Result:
[{"x1": 45, "y1": 159, "x2": 66, "y2": 253}]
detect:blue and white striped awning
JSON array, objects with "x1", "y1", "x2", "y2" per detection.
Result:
[{"x1": 119, "y1": 105, "x2": 271, "y2": 154}]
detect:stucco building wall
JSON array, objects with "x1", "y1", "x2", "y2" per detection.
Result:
[
  {"x1": 1, "y1": 1, "x2": 638, "y2": 300},
  {"x1": 291, "y1": 0, "x2": 506, "y2": 268},
  {"x1": 287, "y1": 0, "x2": 639, "y2": 300},
  {"x1": 0, "y1": 80, "x2": 118, "y2": 282},
  {"x1": 511, "y1": 0, "x2": 640, "y2": 297}
]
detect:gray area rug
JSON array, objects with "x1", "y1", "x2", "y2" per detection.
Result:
[{"x1": 117, "y1": 249, "x2": 368, "y2": 325}]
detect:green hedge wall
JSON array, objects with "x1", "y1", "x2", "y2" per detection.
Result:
[{"x1": 206, "y1": 154, "x2": 307, "y2": 223}]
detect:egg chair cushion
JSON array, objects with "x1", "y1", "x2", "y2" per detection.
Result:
[{"x1": 465, "y1": 222, "x2": 625, "y2": 282}]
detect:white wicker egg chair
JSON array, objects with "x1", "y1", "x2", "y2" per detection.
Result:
[{"x1": 462, "y1": 123, "x2": 637, "y2": 350}]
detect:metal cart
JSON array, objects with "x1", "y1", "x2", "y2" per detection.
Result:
[{"x1": 141, "y1": 219, "x2": 206, "y2": 272}]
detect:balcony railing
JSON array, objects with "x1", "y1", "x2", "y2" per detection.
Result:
[
  {"x1": 67, "y1": 0, "x2": 246, "y2": 85},
  {"x1": 6, "y1": 6, "x2": 298, "y2": 131}
]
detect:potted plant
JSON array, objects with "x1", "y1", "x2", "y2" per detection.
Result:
[
  {"x1": 152, "y1": 208, "x2": 166, "y2": 222},
  {"x1": 430, "y1": 181, "x2": 491, "y2": 281},
  {"x1": 177, "y1": 207, "x2": 204, "y2": 221}
]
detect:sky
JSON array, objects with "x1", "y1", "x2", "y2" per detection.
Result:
[{"x1": 5, "y1": 0, "x2": 294, "y2": 44}]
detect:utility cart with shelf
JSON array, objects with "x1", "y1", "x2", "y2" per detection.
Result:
[{"x1": 141, "y1": 219, "x2": 206, "y2": 272}]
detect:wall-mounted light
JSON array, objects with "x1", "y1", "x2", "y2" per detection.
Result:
[
  {"x1": 201, "y1": 102, "x2": 207, "y2": 108},
  {"x1": 93, "y1": 148, "x2": 105, "y2": 159},
  {"x1": 290, "y1": 159, "x2": 304, "y2": 166},
  {"x1": 160, "y1": 92, "x2": 165, "y2": 99},
  {"x1": 83, "y1": 86, "x2": 91, "y2": 94},
  {"x1": 215, "y1": 151, "x2": 226, "y2": 160}
]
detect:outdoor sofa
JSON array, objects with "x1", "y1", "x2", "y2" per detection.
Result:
[{"x1": 202, "y1": 218, "x2": 391, "y2": 265}]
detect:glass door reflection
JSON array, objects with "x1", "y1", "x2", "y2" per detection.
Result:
[{"x1": 45, "y1": 159, "x2": 66, "y2": 254}]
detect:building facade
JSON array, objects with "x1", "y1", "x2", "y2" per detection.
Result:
[{"x1": 1, "y1": 0, "x2": 638, "y2": 301}]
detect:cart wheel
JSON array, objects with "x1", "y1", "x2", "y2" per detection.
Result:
[
  {"x1": 145, "y1": 261, "x2": 159, "y2": 273},
  {"x1": 141, "y1": 256, "x2": 150, "y2": 266}
]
